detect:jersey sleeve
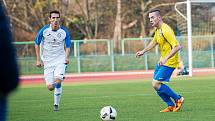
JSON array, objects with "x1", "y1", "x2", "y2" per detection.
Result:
[
  {"x1": 65, "y1": 30, "x2": 71, "y2": 48},
  {"x1": 162, "y1": 26, "x2": 179, "y2": 48},
  {"x1": 35, "y1": 25, "x2": 49, "y2": 45},
  {"x1": 62, "y1": 26, "x2": 71, "y2": 48}
]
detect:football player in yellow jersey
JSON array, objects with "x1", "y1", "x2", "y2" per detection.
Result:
[{"x1": 136, "y1": 9, "x2": 184, "y2": 112}]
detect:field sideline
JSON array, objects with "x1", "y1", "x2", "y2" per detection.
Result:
[
  {"x1": 8, "y1": 69, "x2": 215, "y2": 121},
  {"x1": 20, "y1": 68, "x2": 215, "y2": 86}
]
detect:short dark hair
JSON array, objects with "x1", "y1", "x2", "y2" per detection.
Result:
[
  {"x1": 49, "y1": 10, "x2": 60, "y2": 18},
  {"x1": 148, "y1": 9, "x2": 161, "y2": 15}
]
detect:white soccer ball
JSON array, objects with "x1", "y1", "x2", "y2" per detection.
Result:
[{"x1": 100, "y1": 106, "x2": 117, "y2": 121}]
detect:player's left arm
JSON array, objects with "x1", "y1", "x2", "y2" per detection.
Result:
[
  {"x1": 160, "y1": 44, "x2": 182, "y2": 65},
  {"x1": 64, "y1": 28, "x2": 71, "y2": 64},
  {"x1": 159, "y1": 27, "x2": 182, "y2": 65},
  {"x1": 65, "y1": 48, "x2": 70, "y2": 64}
]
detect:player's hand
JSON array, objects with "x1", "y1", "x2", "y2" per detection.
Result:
[
  {"x1": 135, "y1": 51, "x2": 144, "y2": 58},
  {"x1": 158, "y1": 58, "x2": 167, "y2": 66},
  {"x1": 158, "y1": 61, "x2": 164, "y2": 66},
  {"x1": 36, "y1": 60, "x2": 43, "y2": 67}
]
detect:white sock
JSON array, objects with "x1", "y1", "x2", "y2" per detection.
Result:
[{"x1": 54, "y1": 87, "x2": 62, "y2": 106}]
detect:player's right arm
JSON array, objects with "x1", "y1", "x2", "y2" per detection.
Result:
[
  {"x1": 35, "y1": 44, "x2": 42, "y2": 67},
  {"x1": 34, "y1": 26, "x2": 47, "y2": 67},
  {"x1": 135, "y1": 40, "x2": 157, "y2": 58}
]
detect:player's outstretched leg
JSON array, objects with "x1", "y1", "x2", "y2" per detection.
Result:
[{"x1": 158, "y1": 84, "x2": 184, "y2": 112}]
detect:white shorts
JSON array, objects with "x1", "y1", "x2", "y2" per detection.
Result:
[{"x1": 44, "y1": 63, "x2": 67, "y2": 85}]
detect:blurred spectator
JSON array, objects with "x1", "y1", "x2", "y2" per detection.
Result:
[{"x1": 0, "y1": 4, "x2": 19, "y2": 121}]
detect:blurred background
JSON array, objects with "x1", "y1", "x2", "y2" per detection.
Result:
[{"x1": 1, "y1": 0, "x2": 215, "y2": 74}]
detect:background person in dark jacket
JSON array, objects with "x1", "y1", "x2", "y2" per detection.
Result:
[{"x1": 0, "y1": 3, "x2": 19, "y2": 121}]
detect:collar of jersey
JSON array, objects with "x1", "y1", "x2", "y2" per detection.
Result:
[{"x1": 49, "y1": 24, "x2": 60, "y2": 32}]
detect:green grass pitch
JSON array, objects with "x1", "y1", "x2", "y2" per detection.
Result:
[{"x1": 8, "y1": 75, "x2": 215, "y2": 121}]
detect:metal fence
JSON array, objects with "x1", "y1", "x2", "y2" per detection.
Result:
[{"x1": 15, "y1": 35, "x2": 215, "y2": 75}]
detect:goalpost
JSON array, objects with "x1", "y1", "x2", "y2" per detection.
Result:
[{"x1": 175, "y1": 0, "x2": 215, "y2": 76}]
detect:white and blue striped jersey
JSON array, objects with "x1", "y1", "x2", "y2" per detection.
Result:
[{"x1": 35, "y1": 25, "x2": 71, "y2": 63}]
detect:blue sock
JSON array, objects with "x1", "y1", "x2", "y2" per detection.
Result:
[
  {"x1": 159, "y1": 84, "x2": 181, "y2": 101},
  {"x1": 52, "y1": 83, "x2": 61, "y2": 89},
  {"x1": 55, "y1": 83, "x2": 61, "y2": 89},
  {"x1": 157, "y1": 90, "x2": 175, "y2": 106}
]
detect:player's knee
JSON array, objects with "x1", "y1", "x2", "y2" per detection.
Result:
[
  {"x1": 152, "y1": 80, "x2": 161, "y2": 90},
  {"x1": 54, "y1": 79, "x2": 62, "y2": 89},
  {"x1": 54, "y1": 80, "x2": 61, "y2": 85},
  {"x1": 47, "y1": 85, "x2": 54, "y2": 91},
  {"x1": 55, "y1": 78, "x2": 62, "y2": 83}
]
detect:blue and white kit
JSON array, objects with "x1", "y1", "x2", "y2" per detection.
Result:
[{"x1": 35, "y1": 24, "x2": 71, "y2": 85}]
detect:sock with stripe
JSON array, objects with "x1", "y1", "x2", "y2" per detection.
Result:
[{"x1": 54, "y1": 83, "x2": 62, "y2": 106}]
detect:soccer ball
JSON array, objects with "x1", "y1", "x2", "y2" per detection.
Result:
[{"x1": 100, "y1": 106, "x2": 117, "y2": 121}]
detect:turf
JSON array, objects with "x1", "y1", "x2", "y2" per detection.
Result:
[{"x1": 8, "y1": 75, "x2": 215, "y2": 121}]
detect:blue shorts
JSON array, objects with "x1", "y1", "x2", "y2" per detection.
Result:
[{"x1": 153, "y1": 64, "x2": 175, "y2": 82}]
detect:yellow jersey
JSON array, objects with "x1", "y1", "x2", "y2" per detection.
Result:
[{"x1": 152, "y1": 23, "x2": 179, "y2": 68}]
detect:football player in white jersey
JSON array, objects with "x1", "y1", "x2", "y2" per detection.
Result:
[{"x1": 35, "y1": 10, "x2": 71, "y2": 111}]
